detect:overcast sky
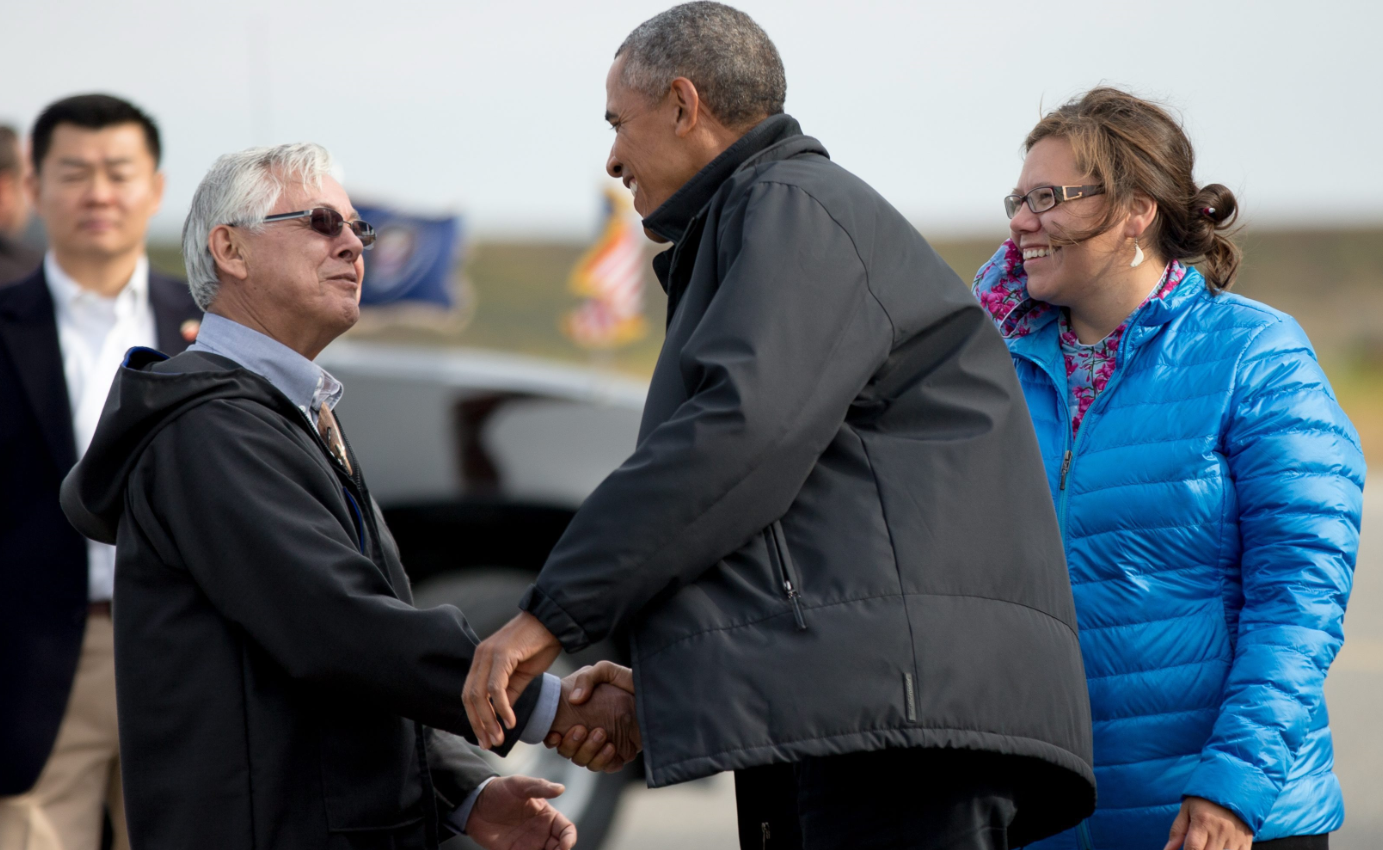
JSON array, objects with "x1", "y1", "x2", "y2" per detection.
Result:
[{"x1": 3, "y1": 0, "x2": 1378, "y2": 240}]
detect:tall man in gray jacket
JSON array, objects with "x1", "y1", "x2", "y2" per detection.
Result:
[{"x1": 465, "y1": 4, "x2": 1096, "y2": 849}]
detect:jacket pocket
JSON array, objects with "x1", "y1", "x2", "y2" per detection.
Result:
[
  {"x1": 766, "y1": 520, "x2": 807, "y2": 630},
  {"x1": 318, "y1": 710, "x2": 424, "y2": 831}
]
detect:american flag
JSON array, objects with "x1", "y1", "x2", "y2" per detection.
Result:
[{"x1": 562, "y1": 187, "x2": 648, "y2": 350}]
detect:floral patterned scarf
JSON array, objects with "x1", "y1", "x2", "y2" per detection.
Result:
[{"x1": 972, "y1": 239, "x2": 1188, "y2": 437}]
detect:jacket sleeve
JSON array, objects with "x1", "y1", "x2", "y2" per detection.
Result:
[
  {"x1": 427, "y1": 728, "x2": 498, "y2": 811},
  {"x1": 1181, "y1": 316, "x2": 1366, "y2": 831},
  {"x1": 522, "y1": 181, "x2": 894, "y2": 650},
  {"x1": 130, "y1": 399, "x2": 540, "y2": 752}
]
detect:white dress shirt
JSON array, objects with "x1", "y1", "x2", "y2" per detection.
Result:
[{"x1": 45, "y1": 252, "x2": 156, "y2": 602}]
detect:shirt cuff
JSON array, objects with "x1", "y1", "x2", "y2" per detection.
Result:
[
  {"x1": 519, "y1": 673, "x2": 562, "y2": 745},
  {"x1": 446, "y1": 776, "x2": 498, "y2": 835}
]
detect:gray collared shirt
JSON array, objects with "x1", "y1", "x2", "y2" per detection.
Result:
[
  {"x1": 188, "y1": 313, "x2": 343, "y2": 428},
  {"x1": 186, "y1": 312, "x2": 559, "y2": 831}
]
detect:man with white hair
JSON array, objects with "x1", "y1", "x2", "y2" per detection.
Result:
[{"x1": 60, "y1": 143, "x2": 638, "y2": 850}]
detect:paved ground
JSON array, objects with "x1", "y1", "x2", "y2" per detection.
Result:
[
  {"x1": 601, "y1": 497, "x2": 1383, "y2": 849},
  {"x1": 604, "y1": 774, "x2": 738, "y2": 850}
]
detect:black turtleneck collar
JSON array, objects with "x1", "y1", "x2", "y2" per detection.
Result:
[{"x1": 642, "y1": 113, "x2": 825, "y2": 244}]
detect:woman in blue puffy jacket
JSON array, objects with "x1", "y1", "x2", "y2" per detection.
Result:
[{"x1": 973, "y1": 87, "x2": 1365, "y2": 850}]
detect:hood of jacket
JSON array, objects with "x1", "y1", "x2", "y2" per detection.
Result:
[{"x1": 60, "y1": 347, "x2": 308, "y2": 545}]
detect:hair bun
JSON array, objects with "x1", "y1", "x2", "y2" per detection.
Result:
[{"x1": 1192, "y1": 183, "x2": 1237, "y2": 228}]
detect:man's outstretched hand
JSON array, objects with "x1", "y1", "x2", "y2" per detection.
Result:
[
  {"x1": 466, "y1": 775, "x2": 576, "y2": 850},
  {"x1": 544, "y1": 661, "x2": 640, "y2": 773},
  {"x1": 464, "y1": 612, "x2": 562, "y2": 749}
]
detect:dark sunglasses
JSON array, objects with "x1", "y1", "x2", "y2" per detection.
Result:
[
  {"x1": 257, "y1": 208, "x2": 376, "y2": 249},
  {"x1": 1004, "y1": 185, "x2": 1104, "y2": 220}
]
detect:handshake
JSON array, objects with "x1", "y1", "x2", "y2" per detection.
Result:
[
  {"x1": 462, "y1": 612, "x2": 643, "y2": 771},
  {"x1": 542, "y1": 661, "x2": 642, "y2": 772},
  {"x1": 458, "y1": 616, "x2": 641, "y2": 850}
]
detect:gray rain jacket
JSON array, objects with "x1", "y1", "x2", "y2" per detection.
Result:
[{"x1": 521, "y1": 115, "x2": 1095, "y2": 843}]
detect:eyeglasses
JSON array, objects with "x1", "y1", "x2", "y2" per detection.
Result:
[
  {"x1": 257, "y1": 208, "x2": 376, "y2": 249},
  {"x1": 1004, "y1": 185, "x2": 1104, "y2": 220}
]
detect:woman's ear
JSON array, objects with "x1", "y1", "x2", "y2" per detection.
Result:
[
  {"x1": 1126, "y1": 191, "x2": 1159, "y2": 240},
  {"x1": 208, "y1": 224, "x2": 250, "y2": 283}
]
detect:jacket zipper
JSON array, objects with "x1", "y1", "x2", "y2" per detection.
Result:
[
  {"x1": 1055, "y1": 331, "x2": 1148, "y2": 532},
  {"x1": 1011, "y1": 319, "x2": 1161, "y2": 850},
  {"x1": 1048, "y1": 386, "x2": 1075, "y2": 538},
  {"x1": 768, "y1": 521, "x2": 807, "y2": 630},
  {"x1": 341, "y1": 487, "x2": 366, "y2": 553},
  {"x1": 310, "y1": 412, "x2": 436, "y2": 841},
  {"x1": 1077, "y1": 819, "x2": 1095, "y2": 850},
  {"x1": 1042, "y1": 319, "x2": 1154, "y2": 539}
]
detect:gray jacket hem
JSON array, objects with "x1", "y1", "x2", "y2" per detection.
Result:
[{"x1": 645, "y1": 724, "x2": 1095, "y2": 791}]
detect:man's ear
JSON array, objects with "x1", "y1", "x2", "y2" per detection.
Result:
[
  {"x1": 150, "y1": 170, "x2": 166, "y2": 215},
  {"x1": 208, "y1": 224, "x2": 251, "y2": 283},
  {"x1": 23, "y1": 167, "x2": 38, "y2": 207},
  {"x1": 669, "y1": 77, "x2": 702, "y2": 138}
]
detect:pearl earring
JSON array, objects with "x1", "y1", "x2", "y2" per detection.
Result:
[{"x1": 1130, "y1": 238, "x2": 1145, "y2": 268}]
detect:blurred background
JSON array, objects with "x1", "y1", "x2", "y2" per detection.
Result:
[{"x1": 5, "y1": 0, "x2": 1379, "y2": 847}]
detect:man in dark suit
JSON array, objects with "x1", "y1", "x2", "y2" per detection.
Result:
[
  {"x1": 0, "y1": 95, "x2": 200, "y2": 850},
  {"x1": 0, "y1": 124, "x2": 41, "y2": 286}
]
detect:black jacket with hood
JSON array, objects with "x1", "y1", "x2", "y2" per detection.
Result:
[
  {"x1": 519, "y1": 115, "x2": 1095, "y2": 843},
  {"x1": 61, "y1": 348, "x2": 542, "y2": 850}
]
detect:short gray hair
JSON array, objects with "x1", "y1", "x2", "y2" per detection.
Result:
[
  {"x1": 616, "y1": 2, "x2": 785, "y2": 128},
  {"x1": 182, "y1": 142, "x2": 341, "y2": 310}
]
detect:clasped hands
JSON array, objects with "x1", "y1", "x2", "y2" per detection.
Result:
[
  {"x1": 459, "y1": 671, "x2": 634, "y2": 850},
  {"x1": 464, "y1": 612, "x2": 642, "y2": 772}
]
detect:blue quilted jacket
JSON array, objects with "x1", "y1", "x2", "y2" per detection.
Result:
[{"x1": 973, "y1": 243, "x2": 1365, "y2": 849}]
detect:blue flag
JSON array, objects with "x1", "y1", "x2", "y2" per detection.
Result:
[{"x1": 355, "y1": 205, "x2": 461, "y2": 308}]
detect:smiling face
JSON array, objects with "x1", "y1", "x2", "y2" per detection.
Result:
[
  {"x1": 212, "y1": 173, "x2": 365, "y2": 357},
  {"x1": 31, "y1": 122, "x2": 163, "y2": 263},
  {"x1": 1009, "y1": 136, "x2": 1131, "y2": 307},
  {"x1": 604, "y1": 56, "x2": 704, "y2": 227}
]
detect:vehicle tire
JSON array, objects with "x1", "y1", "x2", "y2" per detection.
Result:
[{"x1": 414, "y1": 568, "x2": 628, "y2": 850}]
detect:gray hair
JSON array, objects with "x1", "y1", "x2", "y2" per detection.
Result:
[
  {"x1": 181, "y1": 142, "x2": 342, "y2": 310},
  {"x1": 616, "y1": 2, "x2": 785, "y2": 128}
]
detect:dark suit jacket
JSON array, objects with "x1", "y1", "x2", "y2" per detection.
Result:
[{"x1": 0, "y1": 263, "x2": 201, "y2": 794}]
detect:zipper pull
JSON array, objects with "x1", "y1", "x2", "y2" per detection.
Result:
[
  {"x1": 784, "y1": 581, "x2": 807, "y2": 631},
  {"x1": 1059, "y1": 450, "x2": 1072, "y2": 491}
]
